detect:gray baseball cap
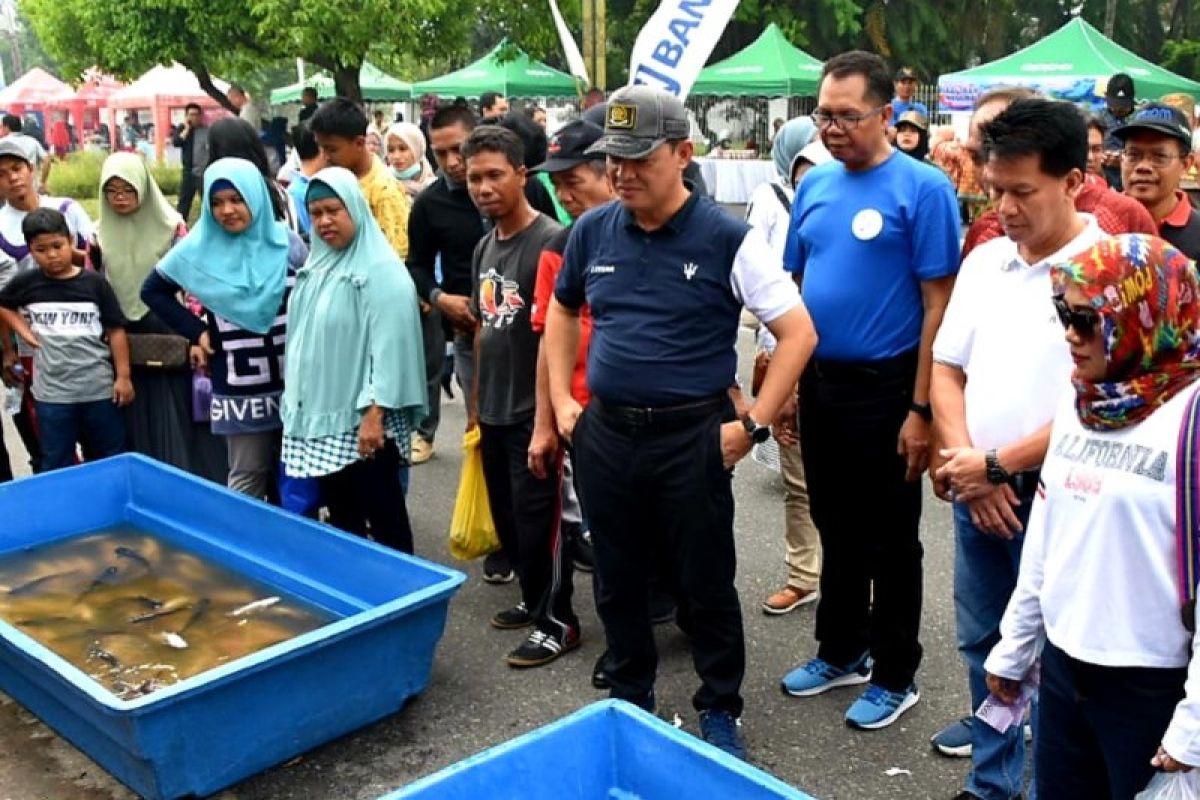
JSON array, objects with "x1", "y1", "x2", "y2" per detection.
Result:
[
  {"x1": 586, "y1": 85, "x2": 690, "y2": 160},
  {"x1": 0, "y1": 137, "x2": 31, "y2": 164}
]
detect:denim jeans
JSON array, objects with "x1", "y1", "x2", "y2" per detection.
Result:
[
  {"x1": 36, "y1": 398, "x2": 125, "y2": 471},
  {"x1": 954, "y1": 497, "x2": 1034, "y2": 800}
]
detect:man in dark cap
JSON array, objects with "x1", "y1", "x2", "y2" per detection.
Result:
[
  {"x1": 892, "y1": 67, "x2": 928, "y2": 119},
  {"x1": 1100, "y1": 72, "x2": 1136, "y2": 189},
  {"x1": 1115, "y1": 101, "x2": 1200, "y2": 258}
]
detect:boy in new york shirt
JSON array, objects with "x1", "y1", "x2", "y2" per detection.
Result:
[{"x1": 0, "y1": 208, "x2": 132, "y2": 471}]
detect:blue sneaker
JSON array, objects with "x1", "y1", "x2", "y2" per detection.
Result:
[
  {"x1": 845, "y1": 683, "x2": 920, "y2": 730},
  {"x1": 781, "y1": 653, "x2": 872, "y2": 697},
  {"x1": 699, "y1": 710, "x2": 746, "y2": 760},
  {"x1": 930, "y1": 716, "x2": 973, "y2": 757}
]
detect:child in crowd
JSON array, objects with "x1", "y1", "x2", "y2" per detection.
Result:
[{"x1": 0, "y1": 208, "x2": 132, "y2": 471}]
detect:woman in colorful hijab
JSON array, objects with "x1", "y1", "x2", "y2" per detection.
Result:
[
  {"x1": 142, "y1": 157, "x2": 307, "y2": 499},
  {"x1": 385, "y1": 121, "x2": 436, "y2": 198},
  {"x1": 95, "y1": 152, "x2": 227, "y2": 482},
  {"x1": 985, "y1": 234, "x2": 1200, "y2": 798},
  {"x1": 282, "y1": 167, "x2": 425, "y2": 553}
]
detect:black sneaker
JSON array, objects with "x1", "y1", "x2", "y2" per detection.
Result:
[
  {"x1": 699, "y1": 710, "x2": 746, "y2": 760},
  {"x1": 592, "y1": 649, "x2": 613, "y2": 690},
  {"x1": 482, "y1": 551, "x2": 515, "y2": 584},
  {"x1": 572, "y1": 530, "x2": 594, "y2": 573},
  {"x1": 505, "y1": 626, "x2": 580, "y2": 668},
  {"x1": 489, "y1": 601, "x2": 532, "y2": 630}
]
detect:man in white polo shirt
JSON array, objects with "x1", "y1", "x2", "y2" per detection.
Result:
[{"x1": 929, "y1": 98, "x2": 1104, "y2": 800}]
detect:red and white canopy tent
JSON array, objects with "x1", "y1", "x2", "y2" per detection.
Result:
[
  {"x1": 107, "y1": 64, "x2": 229, "y2": 160},
  {"x1": 0, "y1": 67, "x2": 73, "y2": 117}
]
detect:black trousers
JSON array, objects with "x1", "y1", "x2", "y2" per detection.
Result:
[
  {"x1": 479, "y1": 418, "x2": 577, "y2": 634},
  {"x1": 317, "y1": 439, "x2": 414, "y2": 554},
  {"x1": 177, "y1": 169, "x2": 200, "y2": 219},
  {"x1": 800, "y1": 350, "x2": 923, "y2": 691},
  {"x1": 0, "y1": 414, "x2": 11, "y2": 482},
  {"x1": 1037, "y1": 640, "x2": 1186, "y2": 800},
  {"x1": 574, "y1": 398, "x2": 744, "y2": 716}
]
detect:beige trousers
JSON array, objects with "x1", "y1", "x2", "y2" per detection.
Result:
[{"x1": 779, "y1": 440, "x2": 821, "y2": 590}]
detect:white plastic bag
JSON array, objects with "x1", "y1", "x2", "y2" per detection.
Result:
[{"x1": 1136, "y1": 771, "x2": 1200, "y2": 800}]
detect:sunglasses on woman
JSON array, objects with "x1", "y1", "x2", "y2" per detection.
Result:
[{"x1": 1053, "y1": 295, "x2": 1101, "y2": 339}]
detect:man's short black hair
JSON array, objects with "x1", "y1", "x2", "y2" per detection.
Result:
[
  {"x1": 431, "y1": 104, "x2": 477, "y2": 133},
  {"x1": 22, "y1": 207, "x2": 70, "y2": 243},
  {"x1": 2, "y1": 114, "x2": 21, "y2": 132},
  {"x1": 498, "y1": 111, "x2": 546, "y2": 169},
  {"x1": 821, "y1": 51, "x2": 893, "y2": 107},
  {"x1": 301, "y1": 87, "x2": 317, "y2": 99},
  {"x1": 462, "y1": 125, "x2": 524, "y2": 170},
  {"x1": 982, "y1": 98, "x2": 1088, "y2": 177},
  {"x1": 1085, "y1": 113, "x2": 1107, "y2": 136},
  {"x1": 480, "y1": 91, "x2": 504, "y2": 113},
  {"x1": 309, "y1": 97, "x2": 368, "y2": 139},
  {"x1": 185, "y1": 102, "x2": 202, "y2": 114},
  {"x1": 292, "y1": 122, "x2": 320, "y2": 161}
]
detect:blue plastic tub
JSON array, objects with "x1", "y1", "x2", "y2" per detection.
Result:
[
  {"x1": 382, "y1": 699, "x2": 817, "y2": 799},
  {"x1": 0, "y1": 454, "x2": 465, "y2": 800}
]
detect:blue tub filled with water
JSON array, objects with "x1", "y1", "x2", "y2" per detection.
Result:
[
  {"x1": 382, "y1": 699, "x2": 817, "y2": 800},
  {"x1": 0, "y1": 454, "x2": 465, "y2": 800}
]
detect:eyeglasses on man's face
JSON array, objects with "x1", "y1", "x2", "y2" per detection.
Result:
[{"x1": 812, "y1": 106, "x2": 886, "y2": 132}]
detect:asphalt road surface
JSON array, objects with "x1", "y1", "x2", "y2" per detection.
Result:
[{"x1": 0, "y1": 327, "x2": 1000, "y2": 800}]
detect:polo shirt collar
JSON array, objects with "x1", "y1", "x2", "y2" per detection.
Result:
[
  {"x1": 621, "y1": 187, "x2": 700, "y2": 234},
  {"x1": 1000, "y1": 213, "x2": 1101, "y2": 272},
  {"x1": 1162, "y1": 191, "x2": 1193, "y2": 230}
]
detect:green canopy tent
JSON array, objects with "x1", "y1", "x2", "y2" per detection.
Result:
[
  {"x1": 691, "y1": 23, "x2": 823, "y2": 97},
  {"x1": 412, "y1": 41, "x2": 580, "y2": 99},
  {"x1": 937, "y1": 17, "x2": 1200, "y2": 112},
  {"x1": 270, "y1": 62, "x2": 412, "y2": 104}
]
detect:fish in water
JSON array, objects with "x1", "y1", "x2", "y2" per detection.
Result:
[
  {"x1": 180, "y1": 598, "x2": 210, "y2": 632},
  {"x1": 87, "y1": 644, "x2": 121, "y2": 669},
  {"x1": 128, "y1": 595, "x2": 163, "y2": 610},
  {"x1": 114, "y1": 546, "x2": 151, "y2": 570},
  {"x1": 8, "y1": 570, "x2": 81, "y2": 597},
  {"x1": 227, "y1": 597, "x2": 280, "y2": 618},
  {"x1": 77, "y1": 566, "x2": 120, "y2": 599},
  {"x1": 161, "y1": 632, "x2": 188, "y2": 649},
  {"x1": 129, "y1": 597, "x2": 190, "y2": 624}
]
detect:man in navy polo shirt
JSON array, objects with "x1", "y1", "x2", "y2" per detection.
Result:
[
  {"x1": 780, "y1": 51, "x2": 960, "y2": 730},
  {"x1": 544, "y1": 85, "x2": 818, "y2": 760}
]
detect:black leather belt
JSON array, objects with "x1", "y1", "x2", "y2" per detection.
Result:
[{"x1": 592, "y1": 395, "x2": 727, "y2": 434}]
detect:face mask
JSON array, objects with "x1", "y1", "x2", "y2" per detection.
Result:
[{"x1": 393, "y1": 163, "x2": 421, "y2": 181}]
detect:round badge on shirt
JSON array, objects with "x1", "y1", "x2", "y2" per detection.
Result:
[{"x1": 851, "y1": 209, "x2": 884, "y2": 241}]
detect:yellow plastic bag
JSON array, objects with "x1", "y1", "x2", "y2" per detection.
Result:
[{"x1": 448, "y1": 427, "x2": 500, "y2": 560}]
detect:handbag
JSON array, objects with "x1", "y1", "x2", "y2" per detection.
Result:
[{"x1": 128, "y1": 334, "x2": 190, "y2": 370}]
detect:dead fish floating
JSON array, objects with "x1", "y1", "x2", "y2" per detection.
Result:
[
  {"x1": 160, "y1": 632, "x2": 188, "y2": 650},
  {"x1": 227, "y1": 597, "x2": 280, "y2": 618}
]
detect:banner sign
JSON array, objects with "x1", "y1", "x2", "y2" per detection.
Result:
[
  {"x1": 627, "y1": 0, "x2": 739, "y2": 98},
  {"x1": 548, "y1": 0, "x2": 590, "y2": 85}
]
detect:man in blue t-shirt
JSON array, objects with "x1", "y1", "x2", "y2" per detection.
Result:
[
  {"x1": 779, "y1": 50, "x2": 960, "y2": 731},
  {"x1": 890, "y1": 67, "x2": 929, "y2": 130}
]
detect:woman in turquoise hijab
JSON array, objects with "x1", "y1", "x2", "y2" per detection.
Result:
[
  {"x1": 142, "y1": 157, "x2": 308, "y2": 500},
  {"x1": 282, "y1": 166, "x2": 426, "y2": 553}
]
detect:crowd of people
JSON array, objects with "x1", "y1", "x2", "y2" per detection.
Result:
[{"x1": 3, "y1": 48, "x2": 1200, "y2": 799}]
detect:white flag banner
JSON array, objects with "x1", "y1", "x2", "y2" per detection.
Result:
[
  {"x1": 627, "y1": 0, "x2": 740, "y2": 99},
  {"x1": 548, "y1": 0, "x2": 591, "y2": 85}
]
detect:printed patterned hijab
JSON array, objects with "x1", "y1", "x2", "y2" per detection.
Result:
[{"x1": 1050, "y1": 234, "x2": 1200, "y2": 431}]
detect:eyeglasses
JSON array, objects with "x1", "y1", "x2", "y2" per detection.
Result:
[
  {"x1": 1121, "y1": 148, "x2": 1185, "y2": 168},
  {"x1": 812, "y1": 106, "x2": 886, "y2": 131},
  {"x1": 1053, "y1": 295, "x2": 1101, "y2": 339},
  {"x1": 104, "y1": 187, "x2": 137, "y2": 200}
]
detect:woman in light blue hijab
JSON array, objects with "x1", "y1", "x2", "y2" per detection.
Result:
[
  {"x1": 142, "y1": 157, "x2": 308, "y2": 500},
  {"x1": 282, "y1": 166, "x2": 426, "y2": 553}
]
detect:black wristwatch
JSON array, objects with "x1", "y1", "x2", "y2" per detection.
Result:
[
  {"x1": 910, "y1": 402, "x2": 933, "y2": 422},
  {"x1": 985, "y1": 449, "x2": 1011, "y2": 485},
  {"x1": 741, "y1": 414, "x2": 771, "y2": 444}
]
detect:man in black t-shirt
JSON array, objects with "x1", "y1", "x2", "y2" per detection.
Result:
[{"x1": 463, "y1": 125, "x2": 578, "y2": 669}]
